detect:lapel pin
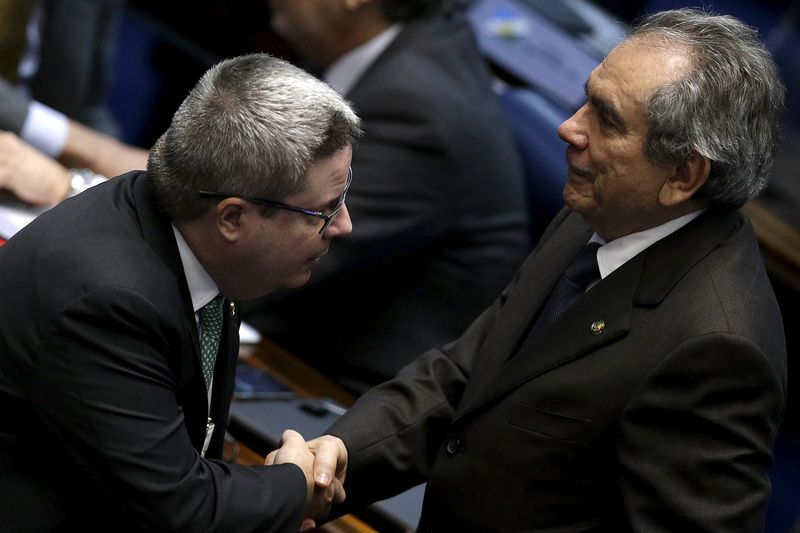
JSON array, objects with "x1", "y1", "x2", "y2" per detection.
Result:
[
  {"x1": 590, "y1": 320, "x2": 605, "y2": 335},
  {"x1": 229, "y1": 301, "x2": 236, "y2": 318}
]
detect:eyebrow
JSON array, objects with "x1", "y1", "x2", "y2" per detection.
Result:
[
  {"x1": 323, "y1": 196, "x2": 340, "y2": 212},
  {"x1": 320, "y1": 170, "x2": 351, "y2": 212},
  {"x1": 584, "y1": 80, "x2": 626, "y2": 131}
]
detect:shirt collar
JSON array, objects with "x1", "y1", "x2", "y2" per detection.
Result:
[
  {"x1": 591, "y1": 210, "x2": 705, "y2": 280},
  {"x1": 323, "y1": 23, "x2": 403, "y2": 96},
  {"x1": 171, "y1": 225, "x2": 219, "y2": 313}
]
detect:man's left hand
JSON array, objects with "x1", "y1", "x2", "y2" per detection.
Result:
[{"x1": 0, "y1": 131, "x2": 70, "y2": 205}]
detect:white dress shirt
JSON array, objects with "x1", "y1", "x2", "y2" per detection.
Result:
[
  {"x1": 20, "y1": 101, "x2": 68, "y2": 157},
  {"x1": 323, "y1": 24, "x2": 403, "y2": 96},
  {"x1": 172, "y1": 225, "x2": 219, "y2": 410},
  {"x1": 590, "y1": 210, "x2": 705, "y2": 281}
]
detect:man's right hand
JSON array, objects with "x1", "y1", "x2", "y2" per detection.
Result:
[
  {"x1": 269, "y1": 430, "x2": 346, "y2": 530},
  {"x1": 271, "y1": 429, "x2": 316, "y2": 494},
  {"x1": 267, "y1": 431, "x2": 348, "y2": 530}
]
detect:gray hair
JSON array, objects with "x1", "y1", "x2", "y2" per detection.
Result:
[
  {"x1": 629, "y1": 8, "x2": 785, "y2": 208},
  {"x1": 148, "y1": 53, "x2": 361, "y2": 222}
]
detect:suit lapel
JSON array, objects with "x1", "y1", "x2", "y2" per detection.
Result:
[
  {"x1": 132, "y1": 172, "x2": 207, "y2": 447},
  {"x1": 208, "y1": 299, "x2": 242, "y2": 457},
  {"x1": 456, "y1": 211, "x2": 591, "y2": 417},
  {"x1": 453, "y1": 208, "x2": 742, "y2": 422},
  {"x1": 133, "y1": 172, "x2": 198, "y2": 341},
  {"x1": 455, "y1": 256, "x2": 640, "y2": 421},
  {"x1": 634, "y1": 208, "x2": 741, "y2": 305}
]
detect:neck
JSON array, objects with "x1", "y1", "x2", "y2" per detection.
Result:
[
  {"x1": 317, "y1": 12, "x2": 392, "y2": 68},
  {"x1": 595, "y1": 201, "x2": 705, "y2": 242},
  {"x1": 175, "y1": 218, "x2": 226, "y2": 292}
]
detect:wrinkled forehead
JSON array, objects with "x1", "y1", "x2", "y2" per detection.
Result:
[
  {"x1": 609, "y1": 35, "x2": 694, "y2": 79},
  {"x1": 591, "y1": 37, "x2": 693, "y2": 101}
]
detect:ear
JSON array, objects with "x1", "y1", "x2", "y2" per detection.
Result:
[
  {"x1": 658, "y1": 151, "x2": 710, "y2": 207},
  {"x1": 214, "y1": 198, "x2": 249, "y2": 243}
]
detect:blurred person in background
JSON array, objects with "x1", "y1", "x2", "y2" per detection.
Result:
[
  {"x1": 243, "y1": 0, "x2": 531, "y2": 393},
  {"x1": 0, "y1": 0, "x2": 148, "y2": 205}
]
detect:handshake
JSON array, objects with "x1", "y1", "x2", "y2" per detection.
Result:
[{"x1": 265, "y1": 430, "x2": 348, "y2": 532}]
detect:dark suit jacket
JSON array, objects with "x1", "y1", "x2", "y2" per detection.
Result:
[
  {"x1": 0, "y1": 171, "x2": 306, "y2": 532},
  {"x1": 243, "y1": 11, "x2": 530, "y2": 392},
  {"x1": 329, "y1": 207, "x2": 787, "y2": 531},
  {"x1": 0, "y1": 0, "x2": 123, "y2": 135}
]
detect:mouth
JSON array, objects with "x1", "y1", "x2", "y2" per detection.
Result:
[
  {"x1": 565, "y1": 147, "x2": 594, "y2": 180},
  {"x1": 567, "y1": 161, "x2": 594, "y2": 180}
]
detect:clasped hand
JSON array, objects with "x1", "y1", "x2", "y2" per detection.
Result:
[{"x1": 265, "y1": 430, "x2": 348, "y2": 531}]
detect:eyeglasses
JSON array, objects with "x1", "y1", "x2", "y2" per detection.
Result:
[{"x1": 199, "y1": 167, "x2": 352, "y2": 234}]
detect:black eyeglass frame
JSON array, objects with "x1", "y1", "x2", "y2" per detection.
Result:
[{"x1": 199, "y1": 167, "x2": 352, "y2": 234}]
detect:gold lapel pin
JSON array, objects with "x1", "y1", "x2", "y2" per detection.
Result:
[
  {"x1": 590, "y1": 320, "x2": 605, "y2": 335},
  {"x1": 229, "y1": 301, "x2": 236, "y2": 318}
]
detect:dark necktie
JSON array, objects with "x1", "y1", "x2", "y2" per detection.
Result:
[
  {"x1": 525, "y1": 242, "x2": 602, "y2": 341},
  {"x1": 199, "y1": 296, "x2": 223, "y2": 389}
]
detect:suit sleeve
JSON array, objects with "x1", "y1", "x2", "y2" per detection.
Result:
[
  {"x1": 616, "y1": 334, "x2": 785, "y2": 532},
  {"x1": 0, "y1": 77, "x2": 31, "y2": 133},
  {"x1": 32, "y1": 287, "x2": 307, "y2": 532},
  {"x1": 326, "y1": 265, "x2": 522, "y2": 506}
]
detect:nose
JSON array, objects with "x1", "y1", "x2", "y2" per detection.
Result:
[
  {"x1": 324, "y1": 205, "x2": 353, "y2": 239},
  {"x1": 557, "y1": 105, "x2": 589, "y2": 150}
]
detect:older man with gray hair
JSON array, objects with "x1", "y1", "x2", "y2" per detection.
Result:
[
  {"x1": 296, "y1": 9, "x2": 787, "y2": 531},
  {"x1": 0, "y1": 53, "x2": 361, "y2": 532}
]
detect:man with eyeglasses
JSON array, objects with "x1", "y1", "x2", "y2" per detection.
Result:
[
  {"x1": 199, "y1": 167, "x2": 353, "y2": 236},
  {"x1": 242, "y1": 0, "x2": 531, "y2": 394},
  {"x1": 0, "y1": 53, "x2": 361, "y2": 532}
]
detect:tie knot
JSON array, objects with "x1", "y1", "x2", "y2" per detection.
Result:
[
  {"x1": 564, "y1": 242, "x2": 601, "y2": 287},
  {"x1": 200, "y1": 295, "x2": 222, "y2": 321}
]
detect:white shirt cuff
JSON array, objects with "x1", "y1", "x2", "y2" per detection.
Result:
[{"x1": 19, "y1": 100, "x2": 69, "y2": 158}]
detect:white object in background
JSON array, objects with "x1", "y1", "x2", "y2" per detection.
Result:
[
  {"x1": 238, "y1": 321, "x2": 262, "y2": 345},
  {"x1": 0, "y1": 202, "x2": 44, "y2": 239}
]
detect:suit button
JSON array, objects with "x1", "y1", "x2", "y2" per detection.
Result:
[{"x1": 445, "y1": 438, "x2": 460, "y2": 456}]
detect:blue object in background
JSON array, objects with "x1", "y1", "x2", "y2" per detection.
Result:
[
  {"x1": 766, "y1": 431, "x2": 800, "y2": 533},
  {"x1": 108, "y1": 9, "x2": 164, "y2": 146},
  {"x1": 469, "y1": 0, "x2": 602, "y2": 110},
  {"x1": 108, "y1": 7, "x2": 217, "y2": 148},
  {"x1": 499, "y1": 87, "x2": 571, "y2": 242}
]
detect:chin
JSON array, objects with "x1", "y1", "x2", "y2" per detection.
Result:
[
  {"x1": 284, "y1": 271, "x2": 312, "y2": 289},
  {"x1": 562, "y1": 186, "x2": 582, "y2": 212},
  {"x1": 563, "y1": 186, "x2": 595, "y2": 215}
]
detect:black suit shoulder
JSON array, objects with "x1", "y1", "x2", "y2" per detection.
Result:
[
  {"x1": 8, "y1": 173, "x2": 181, "y2": 314},
  {"x1": 0, "y1": 172, "x2": 309, "y2": 532}
]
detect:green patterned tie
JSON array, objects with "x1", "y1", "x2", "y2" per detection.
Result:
[{"x1": 199, "y1": 296, "x2": 223, "y2": 389}]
